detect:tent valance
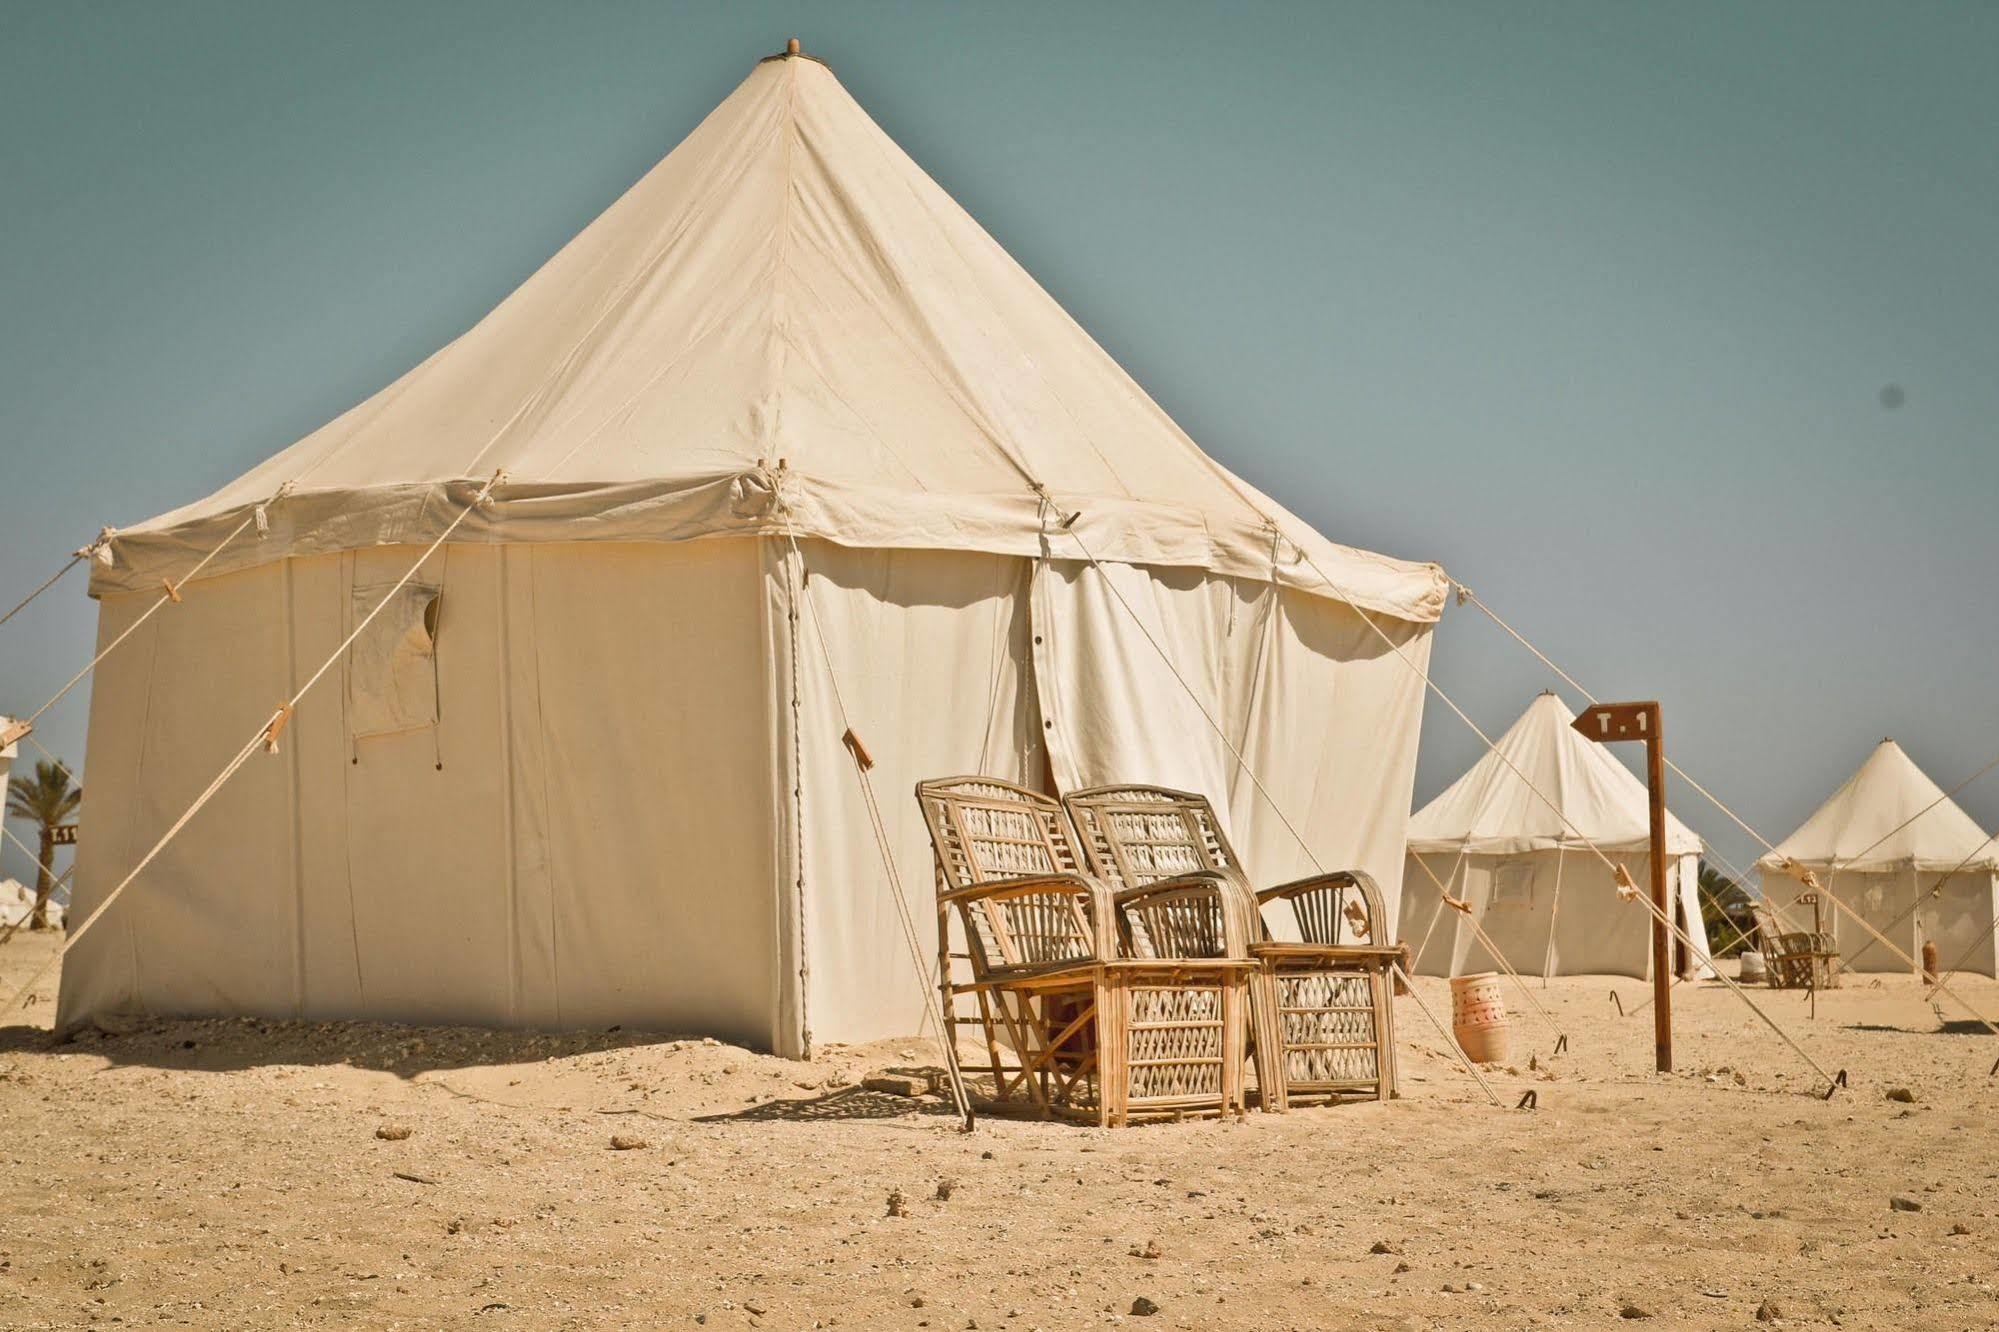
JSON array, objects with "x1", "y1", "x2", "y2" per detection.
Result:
[{"x1": 91, "y1": 471, "x2": 1448, "y2": 623}]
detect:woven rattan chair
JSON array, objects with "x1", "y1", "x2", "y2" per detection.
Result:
[
  {"x1": 916, "y1": 776, "x2": 1253, "y2": 1126},
  {"x1": 1751, "y1": 900, "x2": 1839, "y2": 990},
  {"x1": 1064, "y1": 784, "x2": 1398, "y2": 1110}
]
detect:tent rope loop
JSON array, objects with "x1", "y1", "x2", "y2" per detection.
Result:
[
  {"x1": 1612, "y1": 863, "x2": 1642, "y2": 902},
  {"x1": 77, "y1": 527, "x2": 118, "y2": 561}
]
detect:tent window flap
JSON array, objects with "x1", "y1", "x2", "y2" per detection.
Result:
[{"x1": 347, "y1": 580, "x2": 442, "y2": 738}]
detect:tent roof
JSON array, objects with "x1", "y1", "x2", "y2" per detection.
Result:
[
  {"x1": 1756, "y1": 739, "x2": 1998, "y2": 874},
  {"x1": 93, "y1": 48, "x2": 1445, "y2": 623},
  {"x1": 1408, "y1": 692, "x2": 1703, "y2": 857}
]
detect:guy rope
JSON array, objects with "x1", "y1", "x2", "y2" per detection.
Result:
[
  {"x1": 0, "y1": 484, "x2": 294, "y2": 755},
  {"x1": 1452, "y1": 582, "x2": 1999, "y2": 1053},
  {"x1": 1042, "y1": 490, "x2": 1844, "y2": 1099},
  {"x1": 0, "y1": 473, "x2": 505, "y2": 1018},
  {"x1": 0, "y1": 528, "x2": 115, "y2": 633}
]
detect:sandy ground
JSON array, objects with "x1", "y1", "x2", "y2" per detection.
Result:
[{"x1": 1, "y1": 933, "x2": 1995, "y2": 1331}]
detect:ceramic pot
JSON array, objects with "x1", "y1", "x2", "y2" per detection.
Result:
[{"x1": 1449, "y1": 972, "x2": 1510, "y2": 1064}]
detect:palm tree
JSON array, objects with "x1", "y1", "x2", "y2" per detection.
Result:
[
  {"x1": 6, "y1": 759, "x2": 80, "y2": 931},
  {"x1": 1696, "y1": 860, "x2": 1756, "y2": 956}
]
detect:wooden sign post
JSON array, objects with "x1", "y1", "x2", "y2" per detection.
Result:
[{"x1": 1572, "y1": 700, "x2": 1672, "y2": 1073}]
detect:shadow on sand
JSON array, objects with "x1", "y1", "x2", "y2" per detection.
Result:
[
  {"x1": 0, "y1": 1015, "x2": 718, "y2": 1078},
  {"x1": 694, "y1": 1077, "x2": 958, "y2": 1124},
  {"x1": 1841, "y1": 1019, "x2": 1997, "y2": 1037}
]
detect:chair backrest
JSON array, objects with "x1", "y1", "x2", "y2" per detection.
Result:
[
  {"x1": 1066, "y1": 783, "x2": 1386, "y2": 949},
  {"x1": 1063, "y1": 785, "x2": 1254, "y2": 959},
  {"x1": 918, "y1": 777, "x2": 1087, "y2": 888},
  {"x1": 1063, "y1": 785, "x2": 1242, "y2": 891},
  {"x1": 916, "y1": 776, "x2": 1098, "y2": 973}
]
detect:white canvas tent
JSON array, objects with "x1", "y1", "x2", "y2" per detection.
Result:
[
  {"x1": 1757, "y1": 740, "x2": 1999, "y2": 977},
  {"x1": 59, "y1": 45, "x2": 1446, "y2": 1055},
  {"x1": 1399, "y1": 693, "x2": 1712, "y2": 980}
]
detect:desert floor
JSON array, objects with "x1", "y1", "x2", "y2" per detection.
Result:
[{"x1": 1, "y1": 932, "x2": 1994, "y2": 1331}]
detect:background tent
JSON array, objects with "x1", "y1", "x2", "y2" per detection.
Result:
[
  {"x1": 1399, "y1": 692, "x2": 1711, "y2": 980},
  {"x1": 1757, "y1": 740, "x2": 1999, "y2": 977},
  {"x1": 1, "y1": 877, "x2": 63, "y2": 930},
  {"x1": 58, "y1": 46, "x2": 1445, "y2": 1056}
]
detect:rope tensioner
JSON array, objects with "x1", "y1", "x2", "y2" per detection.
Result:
[
  {"x1": 262, "y1": 703, "x2": 295, "y2": 755},
  {"x1": 1612, "y1": 863, "x2": 1642, "y2": 902}
]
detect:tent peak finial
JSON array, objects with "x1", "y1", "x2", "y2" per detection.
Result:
[{"x1": 759, "y1": 36, "x2": 828, "y2": 68}]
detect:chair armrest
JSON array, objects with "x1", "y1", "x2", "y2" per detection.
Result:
[
  {"x1": 939, "y1": 873, "x2": 1117, "y2": 965},
  {"x1": 937, "y1": 873, "x2": 1098, "y2": 907},
  {"x1": 1111, "y1": 871, "x2": 1233, "y2": 909},
  {"x1": 1257, "y1": 869, "x2": 1388, "y2": 946},
  {"x1": 1113, "y1": 872, "x2": 1257, "y2": 960}
]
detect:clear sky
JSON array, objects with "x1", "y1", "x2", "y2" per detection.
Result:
[{"x1": 3, "y1": 1, "x2": 1995, "y2": 887}]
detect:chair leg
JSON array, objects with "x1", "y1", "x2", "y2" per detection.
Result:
[
  {"x1": 1250, "y1": 968, "x2": 1288, "y2": 1113},
  {"x1": 1373, "y1": 967, "x2": 1396, "y2": 1102},
  {"x1": 1095, "y1": 971, "x2": 1128, "y2": 1128},
  {"x1": 1226, "y1": 972, "x2": 1251, "y2": 1117}
]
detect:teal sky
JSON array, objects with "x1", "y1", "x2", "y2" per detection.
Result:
[{"x1": 3, "y1": 2, "x2": 1996, "y2": 887}]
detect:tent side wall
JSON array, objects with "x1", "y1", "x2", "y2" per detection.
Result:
[
  {"x1": 1401, "y1": 848, "x2": 1693, "y2": 979},
  {"x1": 1924, "y1": 870, "x2": 1999, "y2": 978},
  {"x1": 61, "y1": 536, "x2": 1438, "y2": 1052},
  {"x1": 59, "y1": 538, "x2": 790, "y2": 1048},
  {"x1": 789, "y1": 550, "x2": 1434, "y2": 1045},
  {"x1": 1797, "y1": 866, "x2": 1998, "y2": 978},
  {"x1": 1033, "y1": 559, "x2": 1432, "y2": 932},
  {"x1": 784, "y1": 542, "x2": 1046, "y2": 1047}
]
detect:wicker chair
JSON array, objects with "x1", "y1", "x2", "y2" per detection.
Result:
[
  {"x1": 1751, "y1": 900, "x2": 1840, "y2": 990},
  {"x1": 1063, "y1": 785, "x2": 1398, "y2": 1111},
  {"x1": 916, "y1": 777, "x2": 1254, "y2": 1126}
]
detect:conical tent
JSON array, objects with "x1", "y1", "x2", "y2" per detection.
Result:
[
  {"x1": 60, "y1": 46, "x2": 1446, "y2": 1054},
  {"x1": 1398, "y1": 693, "x2": 1712, "y2": 980},
  {"x1": 1757, "y1": 740, "x2": 1999, "y2": 977}
]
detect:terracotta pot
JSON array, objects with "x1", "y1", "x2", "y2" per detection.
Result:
[
  {"x1": 1449, "y1": 972, "x2": 1511, "y2": 1064},
  {"x1": 1738, "y1": 951, "x2": 1768, "y2": 984},
  {"x1": 1921, "y1": 940, "x2": 1939, "y2": 985}
]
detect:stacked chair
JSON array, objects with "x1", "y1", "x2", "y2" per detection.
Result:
[
  {"x1": 1065, "y1": 785, "x2": 1398, "y2": 1110},
  {"x1": 916, "y1": 776, "x2": 1397, "y2": 1124},
  {"x1": 917, "y1": 777, "x2": 1255, "y2": 1126}
]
